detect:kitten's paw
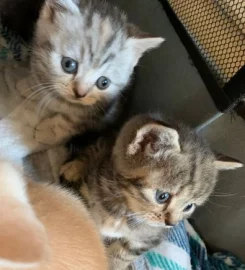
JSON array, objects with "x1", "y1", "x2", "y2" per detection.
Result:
[
  {"x1": 16, "y1": 78, "x2": 30, "y2": 98},
  {"x1": 34, "y1": 124, "x2": 57, "y2": 145},
  {"x1": 60, "y1": 160, "x2": 83, "y2": 182}
]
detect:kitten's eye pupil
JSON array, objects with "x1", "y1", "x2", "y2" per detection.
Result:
[
  {"x1": 96, "y1": 76, "x2": 111, "y2": 90},
  {"x1": 61, "y1": 57, "x2": 78, "y2": 74},
  {"x1": 183, "y1": 204, "x2": 194, "y2": 212},
  {"x1": 102, "y1": 79, "x2": 108, "y2": 87},
  {"x1": 156, "y1": 191, "x2": 170, "y2": 204},
  {"x1": 65, "y1": 60, "x2": 72, "y2": 68}
]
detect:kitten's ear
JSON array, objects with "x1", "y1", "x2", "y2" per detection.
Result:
[
  {"x1": 41, "y1": 0, "x2": 79, "y2": 21},
  {"x1": 214, "y1": 153, "x2": 243, "y2": 170},
  {"x1": 127, "y1": 24, "x2": 165, "y2": 65},
  {"x1": 127, "y1": 123, "x2": 180, "y2": 158}
]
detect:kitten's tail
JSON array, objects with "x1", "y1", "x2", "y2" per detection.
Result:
[{"x1": 0, "y1": 161, "x2": 49, "y2": 269}]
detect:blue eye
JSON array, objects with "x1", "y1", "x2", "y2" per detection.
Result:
[
  {"x1": 183, "y1": 204, "x2": 194, "y2": 212},
  {"x1": 61, "y1": 57, "x2": 78, "y2": 74},
  {"x1": 96, "y1": 76, "x2": 111, "y2": 90},
  {"x1": 156, "y1": 191, "x2": 170, "y2": 204}
]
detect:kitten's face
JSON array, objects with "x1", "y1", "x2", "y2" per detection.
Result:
[
  {"x1": 113, "y1": 115, "x2": 243, "y2": 228},
  {"x1": 31, "y1": 0, "x2": 163, "y2": 106}
]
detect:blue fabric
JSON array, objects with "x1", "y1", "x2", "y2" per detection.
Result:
[
  {"x1": 133, "y1": 221, "x2": 245, "y2": 270},
  {"x1": 168, "y1": 221, "x2": 190, "y2": 253}
]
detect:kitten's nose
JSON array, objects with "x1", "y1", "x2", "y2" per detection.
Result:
[
  {"x1": 165, "y1": 213, "x2": 176, "y2": 227},
  {"x1": 74, "y1": 87, "x2": 89, "y2": 98}
]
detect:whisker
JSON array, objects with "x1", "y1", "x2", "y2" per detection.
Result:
[
  {"x1": 207, "y1": 200, "x2": 230, "y2": 208},
  {"x1": 36, "y1": 90, "x2": 55, "y2": 115},
  {"x1": 203, "y1": 205, "x2": 214, "y2": 218},
  {"x1": 18, "y1": 87, "x2": 52, "y2": 109},
  {"x1": 213, "y1": 191, "x2": 237, "y2": 196},
  {"x1": 37, "y1": 90, "x2": 58, "y2": 117},
  {"x1": 125, "y1": 211, "x2": 148, "y2": 218},
  {"x1": 211, "y1": 193, "x2": 237, "y2": 198}
]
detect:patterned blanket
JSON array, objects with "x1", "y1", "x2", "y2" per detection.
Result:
[{"x1": 1, "y1": 21, "x2": 245, "y2": 270}]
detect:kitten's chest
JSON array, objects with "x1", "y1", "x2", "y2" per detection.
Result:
[
  {"x1": 100, "y1": 217, "x2": 165, "y2": 246},
  {"x1": 101, "y1": 220, "x2": 125, "y2": 239},
  {"x1": 99, "y1": 216, "x2": 147, "y2": 240},
  {"x1": 90, "y1": 208, "x2": 125, "y2": 239},
  {"x1": 90, "y1": 204, "x2": 165, "y2": 245}
]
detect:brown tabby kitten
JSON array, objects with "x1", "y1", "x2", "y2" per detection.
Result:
[{"x1": 60, "y1": 114, "x2": 242, "y2": 270}]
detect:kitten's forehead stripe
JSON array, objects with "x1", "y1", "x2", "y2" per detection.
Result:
[
  {"x1": 82, "y1": 12, "x2": 123, "y2": 68},
  {"x1": 53, "y1": 2, "x2": 69, "y2": 13},
  {"x1": 79, "y1": 0, "x2": 128, "y2": 67},
  {"x1": 189, "y1": 154, "x2": 197, "y2": 185},
  {"x1": 101, "y1": 53, "x2": 116, "y2": 67},
  {"x1": 101, "y1": 34, "x2": 118, "y2": 58},
  {"x1": 85, "y1": 9, "x2": 93, "y2": 28},
  {"x1": 80, "y1": 46, "x2": 85, "y2": 61},
  {"x1": 88, "y1": 36, "x2": 94, "y2": 62}
]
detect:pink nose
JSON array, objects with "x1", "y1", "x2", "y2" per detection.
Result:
[{"x1": 74, "y1": 87, "x2": 88, "y2": 98}]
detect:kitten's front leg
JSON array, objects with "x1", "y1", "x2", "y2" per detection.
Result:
[
  {"x1": 16, "y1": 78, "x2": 32, "y2": 98},
  {"x1": 60, "y1": 160, "x2": 85, "y2": 183},
  {"x1": 34, "y1": 114, "x2": 76, "y2": 145},
  {"x1": 107, "y1": 240, "x2": 142, "y2": 270},
  {"x1": 60, "y1": 140, "x2": 103, "y2": 182}
]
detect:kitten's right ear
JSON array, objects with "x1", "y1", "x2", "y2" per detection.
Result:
[
  {"x1": 127, "y1": 24, "x2": 165, "y2": 66},
  {"x1": 214, "y1": 153, "x2": 243, "y2": 171},
  {"x1": 41, "y1": 0, "x2": 79, "y2": 21},
  {"x1": 127, "y1": 123, "x2": 180, "y2": 159}
]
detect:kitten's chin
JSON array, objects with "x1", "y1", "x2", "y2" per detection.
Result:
[
  {"x1": 147, "y1": 221, "x2": 165, "y2": 228},
  {"x1": 148, "y1": 221, "x2": 172, "y2": 229}
]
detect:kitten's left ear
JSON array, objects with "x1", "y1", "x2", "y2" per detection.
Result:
[
  {"x1": 127, "y1": 24, "x2": 165, "y2": 65},
  {"x1": 214, "y1": 153, "x2": 243, "y2": 170},
  {"x1": 42, "y1": 0, "x2": 79, "y2": 21},
  {"x1": 127, "y1": 123, "x2": 180, "y2": 158}
]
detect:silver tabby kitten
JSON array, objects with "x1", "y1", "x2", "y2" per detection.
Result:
[
  {"x1": 60, "y1": 113, "x2": 243, "y2": 270},
  {"x1": 25, "y1": 0, "x2": 164, "y2": 145},
  {"x1": 0, "y1": 0, "x2": 163, "y2": 161}
]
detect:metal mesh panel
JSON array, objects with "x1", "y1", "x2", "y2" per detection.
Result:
[{"x1": 167, "y1": 0, "x2": 245, "y2": 87}]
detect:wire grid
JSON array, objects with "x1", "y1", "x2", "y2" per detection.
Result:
[{"x1": 167, "y1": 0, "x2": 245, "y2": 87}]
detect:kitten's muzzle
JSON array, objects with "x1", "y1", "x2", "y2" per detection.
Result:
[
  {"x1": 164, "y1": 212, "x2": 177, "y2": 227},
  {"x1": 73, "y1": 86, "x2": 89, "y2": 98}
]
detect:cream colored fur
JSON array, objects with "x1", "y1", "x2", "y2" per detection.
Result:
[{"x1": 0, "y1": 161, "x2": 108, "y2": 270}]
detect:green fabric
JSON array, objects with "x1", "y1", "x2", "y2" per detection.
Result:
[{"x1": 146, "y1": 252, "x2": 187, "y2": 270}]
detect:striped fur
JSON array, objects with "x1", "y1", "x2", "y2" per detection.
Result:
[
  {"x1": 60, "y1": 114, "x2": 242, "y2": 270},
  {"x1": 22, "y1": 0, "x2": 164, "y2": 146}
]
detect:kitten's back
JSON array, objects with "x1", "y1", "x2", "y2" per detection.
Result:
[
  {"x1": 0, "y1": 161, "x2": 107, "y2": 270},
  {"x1": 28, "y1": 181, "x2": 108, "y2": 270}
]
